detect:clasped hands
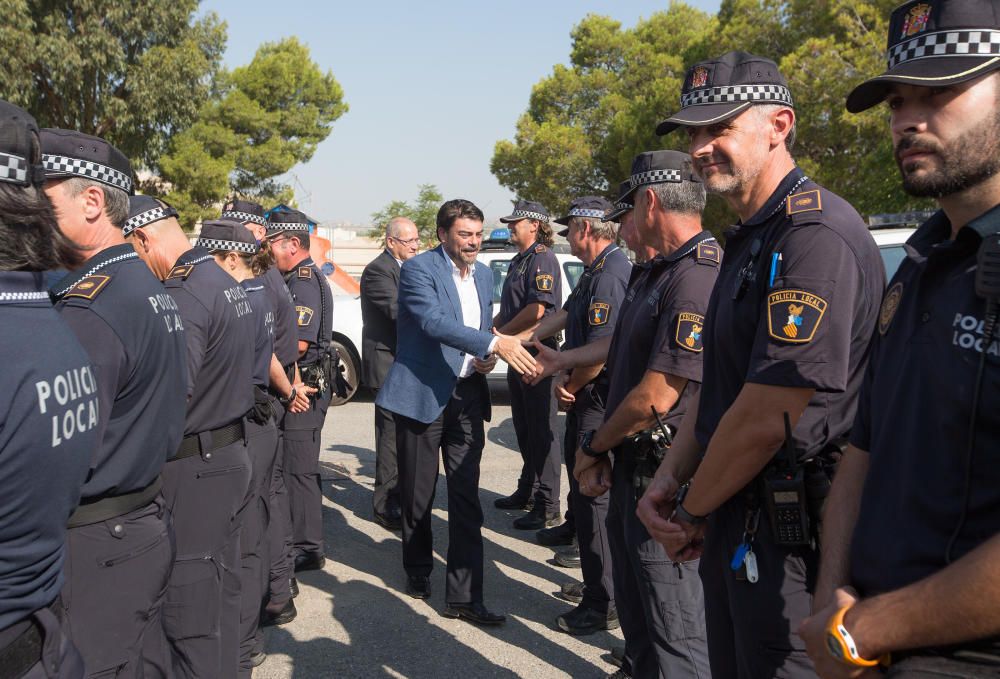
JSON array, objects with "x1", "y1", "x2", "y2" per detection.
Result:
[{"x1": 635, "y1": 473, "x2": 706, "y2": 562}]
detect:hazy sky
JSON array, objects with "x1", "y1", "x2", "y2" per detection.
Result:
[{"x1": 199, "y1": 0, "x2": 721, "y2": 224}]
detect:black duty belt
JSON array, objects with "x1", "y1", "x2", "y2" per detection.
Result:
[
  {"x1": 0, "y1": 600, "x2": 62, "y2": 678},
  {"x1": 171, "y1": 420, "x2": 245, "y2": 462},
  {"x1": 67, "y1": 477, "x2": 162, "y2": 528}
]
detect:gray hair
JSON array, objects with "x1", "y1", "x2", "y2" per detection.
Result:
[
  {"x1": 645, "y1": 179, "x2": 706, "y2": 216},
  {"x1": 570, "y1": 216, "x2": 617, "y2": 241},
  {"x1": 64, "y1": 176, "x2": 130, "y2": 228},
  {"x1": 386, "y1": 216, "x2": 416, "y2": 240},
  {"x1": 754, "y1": 103, "x2": 796, "y2": 152}
]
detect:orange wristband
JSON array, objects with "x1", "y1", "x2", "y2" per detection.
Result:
[{"x1": 824, "y1": 604, "x2": 890, "y2": 668}]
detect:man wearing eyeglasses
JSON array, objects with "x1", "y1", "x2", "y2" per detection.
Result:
[{"x1": 361, "y1": 217, "x2": 420, "y2": 530}]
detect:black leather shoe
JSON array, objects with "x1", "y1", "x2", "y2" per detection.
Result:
[
  {"x1": 494, "y1": 491, "x2": 532, "y2": 510},
  {"x1": 513, "y1": 507, "x2": 559, "y2": 530},
  {"x1": 557, "y1": 604, "x2": 619, "y2": 635},
  {"x1": 606, "y1": 670, "x2": 631, "y2": 679},
  {"x1": 607, "y1": 646, "x2": 625, "y2": 668},
  {"x1": 405, "y1": 575, "x2": 431, "y2": 600},
  {"x1": 442, "y1": 602, "x2": 506, "y2": 626},
  {"x1": 536, "y1": 521, "x2": 575, "y2": 546},
  {"x1": 290, "y1": 578, "x2": 299, "y2": 598},
  {"x1": 261, "y1": 599, "x2": 297, "y2": 627},
  {"x1": 374, "y1": 510, "x2": 402, "y2": 530},
  {"x1": 555, "y1": 545, "x2": 581, "y2": 568},
  {"x1": 557, "y1": 581, "x2": 584, "y2": 604},
  {"x1": 293, "y1": 552, "x2": 326, "y2": 572},
  {"x1": 250, "y1": 651, "x2": 267, "y2": 667}
]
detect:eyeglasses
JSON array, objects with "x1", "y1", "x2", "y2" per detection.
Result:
[{"x1": 389, "y1": 236, "x2": 421, "y2": 246}]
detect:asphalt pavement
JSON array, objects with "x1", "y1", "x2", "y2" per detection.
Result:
[{"x1": 253, "y1": 384, "x2": 623, "y2": 678}]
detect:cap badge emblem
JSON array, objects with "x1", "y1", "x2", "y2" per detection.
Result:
[
  {"x1": 691, "y1": 66, "x2": 709, "y2": 88},
  {"x1": 901, "y1": 3, "x2": 931, "y2": 39}
]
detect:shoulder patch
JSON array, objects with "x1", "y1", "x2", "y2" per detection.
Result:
[
  {"x1": 535, "y1": 273, "x2": 554, "y2": 292},
  {"x1": 786, "y1": 189, "x2": 822, "y2": 216},
  {"x1": 696, "y1": 241, "x2": 722, "y2": 266},
  {"x1": 534, "y1": 244, "x2": 548, "y2": 254},
  {"x1": 589, "y1": 302, "x2": 610, "y2": 326},
  {"x1": 675, "y1": 312, "x2": 705, "y2": 352},
  {"x1": 879, "y1": 282, "x2": 904, "y2": 335},
  {"x1": 166, "y1": 265, "x2": 193, "y2": 281},
  {"x1": 64, "y1": 274, "x2": 111, "y2": 301},
  {"x1": 767, "y1": 289, "x2": 828, "y2": 343},
  {"x1": 296, "y1": 305, "x2": 314, "y2": 326},
  {"x1": 298, "y1": 266, "x2": 312, "y2": 279}
]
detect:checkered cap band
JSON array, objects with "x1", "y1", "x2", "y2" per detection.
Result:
[
  {"x1": 629, "y1": 169, "x2": 682, "y2": 190},
  {"x1": 267, "y1": 221, "x2": 310, "y2": 232},
  {"x1": 887, "y1": 29, "x2": 1000, "y2": 69},
  {"x1": 222, "y1": 210, "x2": 267, "y2": 226},
  {"x1": 122, "y1": 206, "x2": 177, "y2": 237},
  {"x1": 0, "y1": 151, "x2": 29, "y2": 185},
  {"x1": 568, "y1": 208, "x2": 607, "y2": 219},
  {"x1": 681, "y1": 84, "x2": 793, "y2": 108},
  {"x1": 42, "y1": 154, "x2": 132, "y2": 193},
  {"x1": 196, "y1": 237, "x2": 258, "y2": 254},
  {"x1": 509, "y1": 209, "x2": 549, "y2": 223}
]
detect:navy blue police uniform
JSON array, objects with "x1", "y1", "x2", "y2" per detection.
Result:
[
  {"x1": 270, "y1": 210, "x2": 334, "y2": 570},
  {"x1": 196, "y1": 220, "x2": 280, "y2": 678},
  {"x1": 128, "y1": 201, "x2": 256, "y2": 679},
  {"x1": 558, "y1": 231, "x2": 631, "y2": 620},
  {"x1": 0, "y1": 101, "x2": 92, "y2": 679},
  {"x1": 41, "y1": 129, "x2": 187, "y2": 679},
  {"x1": 656, "y1": 51, "x2": 886, "y2": 679},
  {"x1": 221, "y1": 199, "x2": 300, "y2": 629},
  {"x1": 494, "y1": 200, "x2": 563, "y2": 526}
]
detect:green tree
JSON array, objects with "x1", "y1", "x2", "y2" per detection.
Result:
[
  {"x1": 159, "y1": 37, "x2": 348, "y2": 228},
  {"x1": 0, "y1": 0, "x2": 226, "y2": 168},
  {"x1": 492, "y1": 0, "x2": 932, "y2": 233},
  {"x1": 368, "y1": 184, "x2": 444, "y2": 247}
]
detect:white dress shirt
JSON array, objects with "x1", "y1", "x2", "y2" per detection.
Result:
[{"x1": 451, "y1": 259, "x2": 487, "y2": 378}]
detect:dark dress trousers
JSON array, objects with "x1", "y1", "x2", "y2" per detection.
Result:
[{"x1": 360, "y1": 250, "x2": 402, "y2": 516}]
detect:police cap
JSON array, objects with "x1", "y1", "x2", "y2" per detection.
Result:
[
  {"x1": 499, "y1": 200, "x2": 550, "y2": 224},
  {"x1": 40, "y1": 128, "x2": 134, "y2": 195},
  {"x1": 618, "y1": 150, "x2": 701, "y2": 204},
  {"x1": 0, "y1": 100, "x2": 45, "y2": 187},
  {"x1": 656, "y1": 51, "x2": 793, "y2": 135},
  {"x1": 221, "y1": 198, "x2": 267, "y2": 226},
  {"x1": 847, "y1": 0, "x2": 1000, "y2": 113},
  {"x1": 606, "y1": 181, "x2": 634, "y2": 223},
  {"x1": 555, "y1": 195, "x2": 614, "y2": 237},
  {"x1": 265, "y1": 208, "x2": 311, "y2": 239},
  {"x1": 123, "y1": 195, "x2": 178, "y2": 237},
  {"x1": 197, "y1": 219, "x2": 258, "y2": 254}
]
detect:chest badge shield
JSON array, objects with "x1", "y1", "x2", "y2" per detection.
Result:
[
  {"x1": 675, "y1": 312, "x2": 705, "y2": 352},
  {"x1": 535, "y1": 273, "x2": 554, "y2": 292},
  {"x1": 296, "y1": 305, "x2": 314, "y2": 327},
  {"x1": 589, "y1": 302, "x2": 610, "y2": 326},
  {"x1": 879, "y1": 282, "x2": 904, "y2": 335},
  {"x1": 768, "y1": 290, "x2": 828, "y2": 343}
]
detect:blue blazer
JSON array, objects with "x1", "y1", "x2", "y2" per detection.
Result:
[{"x1": 376, "y1": 245, "x2": 494, "y2": 424}]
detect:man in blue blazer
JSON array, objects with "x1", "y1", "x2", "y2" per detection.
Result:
[{"x1": 377, "y1": 199, "x2": 536, "y2": 625}]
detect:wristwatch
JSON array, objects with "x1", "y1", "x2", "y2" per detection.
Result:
[
  {"x1": 580, "y1": 430, "x2": 607, "y2": 458},
  {"x1": 673, "y1": 484, "x2": 707, "y2": 526},
  {"x1": 279, "y1": 386, "x2": 297, "y2": 407},
  {"x1": 825, "y1": 604, "x2": 890, "y2": 668}
]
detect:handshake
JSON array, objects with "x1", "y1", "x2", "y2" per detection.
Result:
[{"x1": 488, "y1": 329, "x2": 565, "y2": 384}]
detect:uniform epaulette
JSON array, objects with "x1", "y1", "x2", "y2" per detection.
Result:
[
  {"x1": 534, "y1": 244, "x2": 548, "y2": 254},
  {"x1": 695, "y1": 241, "x2": 722, "y2": 266},
  {"x1": 166, "y1": 265, "x2": 193, "y2": 281},
  {"x1": 298, "y1": 266, "x2": 313, "y2": 279},
  {"x1": 786, "y1": 189, "x2": 822, "y2": 216},
  {"x1": 64, "y1": 274, "x2": 111, "y2": 300},
  {"x1": 593, "y1": 257, "x2": 606, "y2": 271}
]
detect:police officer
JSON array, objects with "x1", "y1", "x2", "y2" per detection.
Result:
[
  {"x1": 199, "y1": 219, "x2": 281, "y2": 675},
  {"x1": 126, "y1": 201, "x2": 255, "y2": 679},
  {"x1": 0, "y1": 100, "x2": 92, "y2": 679},
  {"x1": 638, "y1": 52, "x2": 885, "y2": 678},
  {"x1": 798, "y1": 3, "x2": 1000, "y2": 676},
  {"x1": 539, "y1": 151, "x2": 713, "y2": 678},
  {"x1": 220, "y1": 200, "x2": 308, "y2": 633},
  {"x1": 492, "y1": 200, "x2": 563, "y2": 531},
  {"x1": 530, "y1": 196, "x2": 632, "y2": 635},
  {"x1": 40, "y1": 129, "x2": 187, "y2": 678},
  {"x1": 265, "y1": 209, "x2": 334, "y2": 573}
]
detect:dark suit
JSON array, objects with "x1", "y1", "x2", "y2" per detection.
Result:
[
  {"x1": 361, "y1": 250, "x2": 402, "y2": 516},
  {"x1": 376, "y1": 245, "x2": 494, "y2": 604}
]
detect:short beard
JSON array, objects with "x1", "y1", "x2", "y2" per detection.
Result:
[
  {"x1": 898, "y1": 108, "x2": 1000, "y2": 198},
  {"x1": 698, "y1": 150, "x2": 765, "y2": 197}
]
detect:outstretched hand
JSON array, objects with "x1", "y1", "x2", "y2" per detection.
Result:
[
  {"x1": 524, "y1": 338, "x2": 562, "y2": 385},
  {"x1": 492, "y1": 330, "x2": 538, "y2": 376}
]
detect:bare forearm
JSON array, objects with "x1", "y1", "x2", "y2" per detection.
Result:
[
  {"x1": 269, "y1": 355, "x2": 292, "y2": 398},
  {"x1": 660, "y1": 398, "x2": 702, "y2": 484},
  {"x1": 850, "y1": 534, "x2": 1000, "y2": 659},
  {"x1": 566, "y1": 363, "x2": 603, "y2": 394},
  {"x1": 497, "y1": 303, "x2": 546, "y2": 336},
  {"x1": 683, "y1": 383, "x2": 813, "y2": 517},
  {"x1": 814, "y1": 446, "x2": 869, "y2": 608},
  {"x1": 591, "y1": 371, "x2": 684, "y2": 452},
  {"x1": 557, "y1": 336, "x2": 612, "y2": 372},
  {"x1": 529, "y1": 309, "x2": 567, "y2": 342}
]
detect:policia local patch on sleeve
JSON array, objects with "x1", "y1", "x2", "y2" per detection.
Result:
[
  {"x1": 767, "y1": 290, "x2": 828, "y2": 343},
  {"x1": 589, "y1": 302, "x2": 610, "y2": 326},
  {"x1": 296, "y1": 305, "x2": 314, "y2": 326},
  {"x1": 675, "y1": 312, "x2": 704, "y2": 352},
  {"x1": 535, "y1": 273, "x2": 554, "y2": 292}
]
